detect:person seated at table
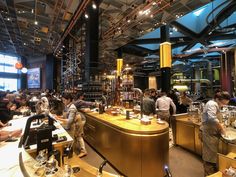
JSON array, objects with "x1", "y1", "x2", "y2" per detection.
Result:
[
  {"x1": 55, "y1": 93, "x2": 87, "y2": 158},
  {"x1": 0, "y1": 129, "x2": 22, "y2": 142},
  {"x1": 0, "y1": 120, "x2": 8, "y2": 128},
  {"x1": 35, "y1": 94, "x2": 50, "y2": 114},
  {"x1": 0, "y1": 101, "x2": 22, "y2": 124}
]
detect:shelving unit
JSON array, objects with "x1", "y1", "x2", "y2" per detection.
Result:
[
  {"x1": 60, "y1": 25, "x2": 85, "y2": 93},
  {"x1": 82, "y1": 82, "x2": 103, "y2": 101},
  {"x1": 120, "y1": 67, "x2": 134, "y2": 108}
]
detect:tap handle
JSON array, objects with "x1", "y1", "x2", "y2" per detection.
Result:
[
  {"x1": 164, "y1": 165, "x2": 172, "y2": 177},
  {"x1": 99, "y1": 160, "x2": 108, "y2": 174}
]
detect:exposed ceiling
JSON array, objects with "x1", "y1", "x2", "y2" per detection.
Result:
[
  {"x1": 98, "y1": 0, "x2": 212, "y2": 63},
  {"x1": 0, "y1": 0, "x2": 235, "y2": 70},
  {"x1": 0, "y1": 0, "x2": 81, "y2": 57}
]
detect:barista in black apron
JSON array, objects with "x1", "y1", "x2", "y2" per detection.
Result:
[{"x1": 201, "y1": 91, "x2": 230, "y2": 176}]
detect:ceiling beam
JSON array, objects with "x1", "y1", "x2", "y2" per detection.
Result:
[
  {"x1": 200, "y1": 1, "x2": 236, "y2": 39},
  {"x1": 171, "y1": 21, "x2": 211, "y2": 52},
  {"x1": 128, "y1": 37, "x2": 191, "y2": 45}
]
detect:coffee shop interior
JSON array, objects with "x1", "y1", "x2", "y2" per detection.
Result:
[{"x1": 1, "y1": 0, "x2": 236, "y2": 177}]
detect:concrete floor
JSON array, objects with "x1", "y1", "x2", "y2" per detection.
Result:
[{"x1": 81, "y1": 142, "x2": 204, "y2": 177}]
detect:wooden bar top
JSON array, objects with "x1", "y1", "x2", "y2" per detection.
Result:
[
  {"x1": 84, "y1": 111, "x2": 169, "y2": 135},
  {"x1": 173, "y1": 113, "x2": 201, "y2": 126}
]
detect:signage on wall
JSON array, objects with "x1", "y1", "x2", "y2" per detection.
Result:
[{"x1": 27, "y1": 68, "x2": 41, "y2": 89}]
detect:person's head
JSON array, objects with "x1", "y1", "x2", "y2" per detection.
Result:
[
  {"x1": 160, "y1": 91, "x2": 167, "y2": 97},
  {"x1": 214, "y1": 88, "x2": 222, "y2": 99},
  {"x1": 61, "y1": 93, "x2": 73, "y2": 106},
  {"x1": 215, "y1": 91, "x2": 231, "y2": 107},
  {"x1": 7, "y1": 102, "x2": 17, "y2": 110},
  {"x1": 76, "y1": 92, "x2": 84, "y2": 100},
  {"x1": 182, "y1": 91, "x2": 187, "y2": 97},
  {"x1": 144, "y1": 89, "x2": 150, "y2": 97},
  {"x1": 150, "y1": 89, "x2": 156, "y2": 96}
]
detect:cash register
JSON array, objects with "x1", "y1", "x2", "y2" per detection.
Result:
[{"x1": 19, "y1": 114, "x2": 57, "y2": 154}]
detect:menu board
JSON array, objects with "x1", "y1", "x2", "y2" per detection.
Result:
[{"x1": 27, "y1": 68, "x2": 41, "y2": 89}]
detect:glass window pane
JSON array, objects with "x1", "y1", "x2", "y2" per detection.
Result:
[
  {"x1": 0, "y1": 78, "x2": 18, "y2": 91},
  {"x1": 0, "y1": 54, "x2": 18, "y2": 73}
]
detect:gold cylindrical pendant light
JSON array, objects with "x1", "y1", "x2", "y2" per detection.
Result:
[
  {"x1": 160, "y1": 42, "x2": 172, "y2": 68},
  {"x1": 117, "y1": 58, "x2": 123, "y2": 76}
]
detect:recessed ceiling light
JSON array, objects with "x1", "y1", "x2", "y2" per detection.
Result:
[{"x1": 34, "y1": 21, "x2": 38, "y2": 25}]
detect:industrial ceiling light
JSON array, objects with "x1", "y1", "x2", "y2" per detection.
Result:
[
  {"x1": 92, "y1": 2, "x2": 97, "y2": 9},
  {"x1": 84, "y1": 13, "x2": 89, "y2": 19}
]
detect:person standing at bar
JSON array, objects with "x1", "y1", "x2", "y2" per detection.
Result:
[
  {"x1": 201, "y1": 91, "x2": 230, "y2": 176},
  {"x1": 55, "y1": 93, "x2": 87, "y2": 158},
  {"x1": 155, "y1": 91, "x2": 176, "y2": 124},
  {"x1": 143, "y1": 89, "x2": 156, "y2": 116}
]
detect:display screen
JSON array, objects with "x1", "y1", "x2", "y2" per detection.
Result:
[{"x1": 27, "y1": 68, "x2": 41, "y2": 89}]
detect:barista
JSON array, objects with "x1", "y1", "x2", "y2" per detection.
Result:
[
  {"x1": 201, "y1": 91, "x2": 230, "y2": 176},
  {"x1": 55, "y1": 93, "x2": 87, "y2": 158}
]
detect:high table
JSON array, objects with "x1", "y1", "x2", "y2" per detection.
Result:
[{"x1": 83, "y1": 111, "x2": 169, "y2": 177}]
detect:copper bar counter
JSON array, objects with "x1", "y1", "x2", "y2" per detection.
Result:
[{"x1": 83, "y1": 111, "x2": 169, "y2": 177}]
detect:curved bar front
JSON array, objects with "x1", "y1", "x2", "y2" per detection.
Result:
[{"x1": 83, "y1": 112, "x2": 169, "y2": 177}]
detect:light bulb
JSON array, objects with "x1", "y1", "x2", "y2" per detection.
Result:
[{"x1": 21, "y1": 67, "x2": 28, "y2": 73}]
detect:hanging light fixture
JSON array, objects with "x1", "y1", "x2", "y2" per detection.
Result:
[
  {"x1": 21, "y1": 67, "x2": 28, "y2": 73},
  {"x1": 15, "y1": 61, "x2": 23, "y2": 69}
]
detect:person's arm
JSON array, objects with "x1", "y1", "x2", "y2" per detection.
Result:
[
  {"x1": 170, "y1": 99, "x2": 176, "y2": 114},
  {"x1": 0, "y1": 129, "x2": 22, "y2": 142},
  {"x1": 75, "y1": 100, "x2": 96, "y2": 109},
  {"x1": 155, "y1": 99, "x2": 159, "y2": 109},
  {"x1": 65, "y1": 108, "x2": 77, "y2": 130},
  {"x1": 152, "y1": 101, "x2": 156, "y2": 115},
  {"x1": 0, "y1": 121, "x2": 7, "y2": 128},
  {"x1": 206, "y1": 104, "x2": 218, "y2": 122}
]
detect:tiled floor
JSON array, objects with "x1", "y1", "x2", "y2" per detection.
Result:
[{"x1": 81, "y1": 141, "x2": 204, "y2": 177}]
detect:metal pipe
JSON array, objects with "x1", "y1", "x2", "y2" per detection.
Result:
[
  {"x1": 133, "y1": 88, "x2": 143, "y2": 119},
  {"x1": 54, "y1": 0, "x2": 92, "y2": 53},
  {"x1": 172, "y1": 79, "x2": 211, "y2": 84}
]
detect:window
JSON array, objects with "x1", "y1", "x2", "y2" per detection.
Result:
[
  {"x1": 0, "y1": 54, "x2": 18, "y2": 73},
  {"x1": 0, "y1": 78, "x2": 18, "y2": 91},
  {"x1": 0, "y1": 53, "x2": 20, "y2": 91}
]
